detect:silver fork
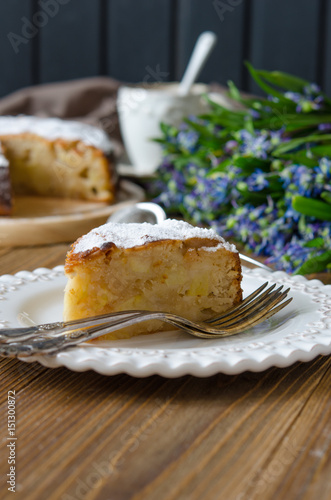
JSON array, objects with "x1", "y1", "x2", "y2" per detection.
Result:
[{"x1": 0, "y1": 282, "x2": 292, "y2": 357}]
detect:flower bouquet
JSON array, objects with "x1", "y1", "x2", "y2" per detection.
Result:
[{"x1": 151, "y1": 63, "x2": 331, "y2": 275}]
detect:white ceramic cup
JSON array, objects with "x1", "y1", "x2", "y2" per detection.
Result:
[{"x1": 117, "y1": 82, "x2": 208, "y2": 175}]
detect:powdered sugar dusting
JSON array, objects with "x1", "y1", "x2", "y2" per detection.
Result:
[
  {"x1": 200, "y1": 243, "x2": 231, "y2": 253},
  {"x1": 73, "y1": 219, "x2": 237, "y2": 254},
  {"x1": 0, "y1": 115, "x2": 113, "y2": 153}
]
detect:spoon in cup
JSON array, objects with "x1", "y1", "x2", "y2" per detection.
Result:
[{"x1": 178, "y1": 31, "x2": 218, "y2": 97}]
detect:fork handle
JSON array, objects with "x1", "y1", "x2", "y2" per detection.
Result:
[
  {"x1": 0, "y1": 337, "x2": 71, "y2": 357},
  {"x1": 0, "y1": 312, "x2": 210, "y2": 357},
  {"x1": 0, "y1": 311, "x2": 146, "y2": 343}
]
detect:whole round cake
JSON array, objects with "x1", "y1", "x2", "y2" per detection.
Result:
[{"x1": 0, "y1": 115, "x2": 116, "y2": 215}]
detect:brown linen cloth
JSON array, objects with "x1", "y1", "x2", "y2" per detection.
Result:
[
  {"x1": 0, "y1": 78, "x2": 234, "y2": 158},
  {"x1": 0, "y1": 78, "x2": 230, "y2": 150},
  {"x1": 0, "y1": 77, "x2": 124, "y2": 154}
]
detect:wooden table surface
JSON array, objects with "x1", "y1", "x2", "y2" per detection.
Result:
[{"x1": 1, "y1": 244, "x2": 331, "y2": 500}]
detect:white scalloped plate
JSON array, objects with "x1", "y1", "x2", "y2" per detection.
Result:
[{"x1": 0, "y1": 266, "x2": 331, "y2": 377}]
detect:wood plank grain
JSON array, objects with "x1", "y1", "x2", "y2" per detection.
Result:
[
  {"x1": 107, "y1": 0, "x2": 173, "y2": 83},
  {"x1": 1, "y1": 356, "x2": 331, "y2": 500},
  {"x1": 39, "y1": 0, "x2": 100, "y2": 83},
  {"x1": 177, "y1": 0, "x2": 245, "y2": 87},
  {"x1": 0, "y1": 244, "x2": 68, "y2": 275},
  {"x1": 266, "y1": 360, "x2": 331, "y2": 500},
  {"x1": 131, "y1": 359, "x2": 331, "y2": 500},
  {"x1": 0, "y1": 0, "x2": 34, "y2": 97},
  {"x1": 249, "y1": 0, "x2": 322, "y2": 94}
]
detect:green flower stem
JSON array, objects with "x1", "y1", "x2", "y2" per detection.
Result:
[
  {"x1": 295, "y1": 250, "x2": 331, "y2": 275},
  {"x1": 321, "y1": 192, "x2": 331, "y2": 204},
  {"x1": 272, "y1": 134, "x2": 331, "y2": 156},
  {"x1": 292, "y1": 195, "x2": 331, "y2": 221}
]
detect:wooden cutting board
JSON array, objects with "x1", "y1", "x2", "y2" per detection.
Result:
[{"x1": 0, "y1": 180, "x2": 145, "y2": 246}]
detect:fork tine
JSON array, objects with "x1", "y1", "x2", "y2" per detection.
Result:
[
  {"x1": 208, "y1": 283, "x2": 281, "y2": 326},
  {"x1": 220, "y1": 288, "x2": 290, "y2": 328},
  {"x1": 205, "y1": 282, "x2": 270, "y2": 324},
  {"x1": 185, "y1": 297, "x2": 294, "y2": 339},
  {"x1": 160, "y1": 293, "x2": 292, "y2": 338},
  {"x1": 213, "y1": 294, "x2": 292, "y2": 335},
  {"x1": 220, "y1": 297, "x2": 293, "y2": 336},
  {"x1": 212, "y1": 286, "x2": 287, "y2": 327},
  {"x1": 245, "y1": 297, "x2": 293, "y2": 328}
]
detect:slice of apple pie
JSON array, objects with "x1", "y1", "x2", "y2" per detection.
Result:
[{"x1": 63, "y1": 219, "x2": 243, "y2": 340}]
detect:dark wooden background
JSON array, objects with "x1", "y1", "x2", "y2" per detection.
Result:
[{"x1": 1, "y1": 0, "x2": 330, "y2": 99}]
